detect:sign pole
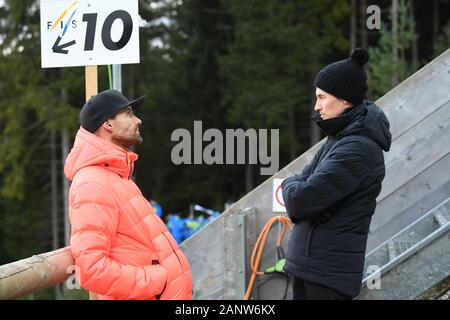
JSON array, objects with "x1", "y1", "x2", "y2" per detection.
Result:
[
  {"x1": 85, "y1": 65, "x2": 98, "y2": 100},
  {"x1": 85, "y1": 64, "x2": 99, "y2": 301},
  {"x1": 112, "y1": 64, "x2": 122, "y2": 92}
]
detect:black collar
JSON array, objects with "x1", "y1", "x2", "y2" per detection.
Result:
[{"x1": 311, "y1": 103, "x2": 365, "y2": 137}]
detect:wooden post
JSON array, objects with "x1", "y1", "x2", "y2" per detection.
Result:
[
  {"x1": 85, "y1": 65, "x2": 99, "y2": 301},
  {"x1": 85, "y1": 65, "x2": 98, "y2": 100}
]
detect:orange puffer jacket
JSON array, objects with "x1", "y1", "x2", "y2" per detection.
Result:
[{"x1": 64, "y1": 128, "x2": 192, "y2": 300}]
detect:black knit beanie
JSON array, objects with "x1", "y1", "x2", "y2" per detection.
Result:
[{"x1": 314, "y1": 48, "x2": 369, "y2": 106}]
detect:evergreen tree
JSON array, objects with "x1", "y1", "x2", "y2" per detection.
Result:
[
  {"x1": 132, "y1": 0, "x2": 238, "y2": 213},
  {"x1": 220, "y1": 0, "x2": 350, "y2": 172},
  {"x1": 433, "y1": 21, "x2": 450, "y2": 57},
  {"x1": 0, "y1": 0, "x2": 80, "y2": 266},
  {"x1": 368, "y1": 0, "x2": 420, "y2": 99}
]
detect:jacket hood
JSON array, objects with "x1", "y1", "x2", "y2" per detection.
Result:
[
  {"x1": 313, "y1": 100, "x2": 392, "y2": 151},
  {"x1": 64, "y1": 127, "x2": 138, "y2": 181}
]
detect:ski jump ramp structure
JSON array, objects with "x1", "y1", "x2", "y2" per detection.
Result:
[{"x1": 180, "y1": 48, "x2": 450, "y2": 300}]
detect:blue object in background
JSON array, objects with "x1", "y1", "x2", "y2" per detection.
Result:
[
  {"x1": 166, "y1": 210, "x2": 220, "y2": 244},
  {"x1": 151, "y1": 200, "x2": 163, "y2": 217},
  {"x1": 167, "y1": 215, "x2": 186, "y2": 244}
]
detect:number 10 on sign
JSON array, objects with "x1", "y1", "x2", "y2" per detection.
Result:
[{"x1": 40, "y1": 0, "x2": 140, "y2": 68}]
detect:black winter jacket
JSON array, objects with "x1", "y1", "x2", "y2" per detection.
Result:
[{"x1": 282, "y1": 100, "x2": 391, "y2": 297}]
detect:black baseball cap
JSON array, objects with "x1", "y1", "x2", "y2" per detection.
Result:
[{"x1": 80, "y1": 89, "x2": 146, "y2": 133}]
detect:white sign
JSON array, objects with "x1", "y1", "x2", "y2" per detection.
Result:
[
  {"x1": 273, "y1": 178, "x2": 286, "y2": 213},
  {"x1": 40, "y1": 0, "x2": 140, "y2": 68}
]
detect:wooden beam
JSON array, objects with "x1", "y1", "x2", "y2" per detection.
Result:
[{"x1": 0, "y1": 247, "x2": 73, "y2": 299}]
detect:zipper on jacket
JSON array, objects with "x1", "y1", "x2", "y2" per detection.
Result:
[
  {"x1": 126, "y1": 156, "x2": 132, "y2": 180},
  {"x1": 129, "y1": 159, "x2": 135, "y2": 180},
  {"x1": 161, "y1": 232, "x2": 184, "y2": 272}
]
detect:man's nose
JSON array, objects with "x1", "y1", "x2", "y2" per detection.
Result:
[
  {"x1": 314, "y1": 101, "x2": 321, "y2": 112},
  {"x1": 135, "y1": 116, "x2": 142, "y2": 126}
]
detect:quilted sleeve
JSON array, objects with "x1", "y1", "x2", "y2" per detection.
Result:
[{"x1": 282, "y1": 139, "x2": 369, "y2": 222}]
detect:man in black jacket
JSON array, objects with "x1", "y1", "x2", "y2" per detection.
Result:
[{"x1": 282, "y1": 48, "x2": 392, "y2": 300}]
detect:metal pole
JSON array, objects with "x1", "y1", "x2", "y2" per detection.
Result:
[{"x1": 112, "y1": 64, "x2": 122, "y2": 92}]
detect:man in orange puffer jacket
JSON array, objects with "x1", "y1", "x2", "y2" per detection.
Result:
[{"x1": 64, "y1": 89, "x2": 192, "y2": 300}]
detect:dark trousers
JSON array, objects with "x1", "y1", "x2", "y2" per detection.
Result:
[{"x1": 293, "y1": 277, "x2": 352, "y2": 300}]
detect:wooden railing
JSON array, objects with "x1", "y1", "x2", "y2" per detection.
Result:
[{"x1": 0, "y1": 247, "x2": 74, "y2": 299}]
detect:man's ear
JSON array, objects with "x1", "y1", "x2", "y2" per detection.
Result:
[
  {"x1": 101, "y1": 120, "x2": 114, "y2": 132},
  {"x1": 342, "y1": 99, "x2": 353, "y2": 108}
]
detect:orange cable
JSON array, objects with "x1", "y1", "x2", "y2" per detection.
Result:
[{"x1": 244, "y1": 216, "x2": 293, "y2": 300}]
